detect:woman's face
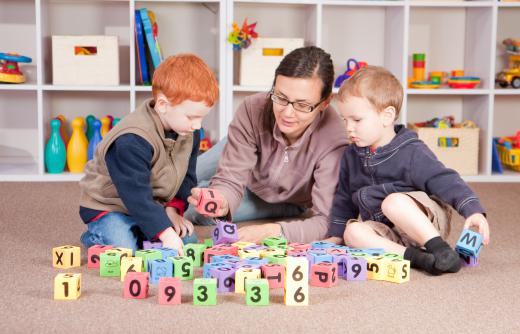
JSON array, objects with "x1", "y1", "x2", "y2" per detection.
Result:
[{"x1": 271, "y1": 75, "x2": 327, "y2": 144}]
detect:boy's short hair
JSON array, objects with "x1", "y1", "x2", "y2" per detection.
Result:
[
  {"x1": 337, "y1": 66, "x2": 403, "y2": 119},
  {"x1": 152, "y1": 54, "x2": 219, "y2": 107}
]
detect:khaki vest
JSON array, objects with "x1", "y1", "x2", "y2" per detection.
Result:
[{"x1": 79, "y1": 99, "x2": 193, "y2": 214}]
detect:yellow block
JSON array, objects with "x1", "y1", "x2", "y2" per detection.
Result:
[
  {"x1": 111, "y1": 247, "x2": 133, "y2": 258},
  {"x1": 367, "y1": 256, "x2": 387, "y2": 280},
  {"x1": 384, "y1": 259, "x2": 411, "y2": 284},
  {"x1": 120, "y1": 257, "x2": 144, "y2": 282},
  {"x1": 260, "y1": 248, "x2": 284, "y2": 258},
  {"x1": 284, "y1": 283, "x2": 309, "y2": 306},
  {"x1": 238, "y1": 248, "x2": 262, "y2": 259},
  {"x1": 54, "y1": 273, "x2": 81, "y2": 300},
  {"x1": 235, "y1": 268, "x2": 261, "y2": 294},
  {"x1": 232, "y1": 241, "x2": 255, "y2": 250},
  {"x1": 52, "y1": 245, "x2": 81, "y2": 269}
]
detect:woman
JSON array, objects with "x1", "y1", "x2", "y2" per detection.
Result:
[{"x1": 185, "y1": 46, "x2": 348, "y2": 243}]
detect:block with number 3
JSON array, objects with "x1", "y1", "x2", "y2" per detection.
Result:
[{"x1": 245, "y1": 279, "x2": 269, "y2": 306}]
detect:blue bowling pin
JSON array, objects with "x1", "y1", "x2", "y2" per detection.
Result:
[{"x1": 88, "y1": 119, "x2": 103, "y2": 160}]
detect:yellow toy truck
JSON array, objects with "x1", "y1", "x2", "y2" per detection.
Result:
[{"x1": 496, "y1": 54, "x2": 520, "y2": 89}]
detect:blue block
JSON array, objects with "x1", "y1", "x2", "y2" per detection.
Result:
[
  {"x1": 307, "y1": 252, "x2": 333, "y2": 265},
  {"x1": 212, "y1": 255, "x2": 240, "y2": 263},
  {"x1": 157, "y1": 247, "x2": 178, "y2": 260},
  {"x1": 149, "y1": 259, "x2": 173, "y2": 284},
  {"x1": 310, "y1": 241, "x2": 336, "y2": 249},
  {"x1": 455, "y1": 229, "x2": 483, "y2": 257},
  {"x1": 203, "y1": 262, "x2": 233, "y2": 278},
  {"x1": 245, "y1": 257, "x2": 269, "y2": 266}
]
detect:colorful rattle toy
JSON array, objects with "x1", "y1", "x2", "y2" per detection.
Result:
[
  {"x1": 227, "y1": 19, "x2": 258, "y2": 51},
  {"x1": 334, "y1": 58, "x2": 367, "y2": 88},
  {"x1": 0, "y1": 52, "x2": 32, "y2": 84}
]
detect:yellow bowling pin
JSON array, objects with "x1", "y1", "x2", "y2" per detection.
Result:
[
  {"x1": 100, "y1": 116, "x2": 111, "y2": 138},
  {"x1": 67, "y1": 117, "x2": 88, "y2": 173}
]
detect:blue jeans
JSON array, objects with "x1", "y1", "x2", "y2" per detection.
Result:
[
  {"x1": 80, "y1": 212, "x2": 198, "y2": 252},
  {"x1": 184, "y1": 137, "x2": 305, "y2": 226}
]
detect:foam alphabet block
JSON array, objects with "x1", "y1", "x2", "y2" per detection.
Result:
[
  {"x1": 120, "y1": 257, "x2": 143, "y2": 282},
  {"x1": 142, "y1": 241, "x2": 163, "y2": 250},
  {"x1": 157, "y1": 247, "x2": 178, "y2": 260},
  {"x1": 310, "y1": 241, "x2": 335, "y2": 250},
  {"x1": 245, "y1": 278, "x2": 269, "y2": 306},
  {"x1": 287, "y1": 249, "x2": 308, "y2": 257},
  {"x1": 288, "y1": 243, "x2": 310, "y2": 252},
  {"x1": 382, "y1": 252, "x2": 403, "y2": 260},
  {"x1": 245, "y1": 257, "x2": 270, "y2": 266},
  {"x1": 197, "y1": 188, "x2": 223, "y2": 215},
  {"x1": 232, "y1": 241, "x2": 255, "y2": 250},
  {"x1": 310, "y1": 262, "x2": 338, "y2": 288},
  {"x1": 169, "y1": 256, "x2": 194, "y2": 280},
  {"x1": 158, "y1": 277, "x2": 181, "y2": 305},
  {"x1": 223, "y1": 259, "x2": 244, "y2": 268},
  {"x1": 456, "y1": 229, "x2": 483, "y2": 257},
  {"x1": 123, "y1": 272, "x2": 149, "y2": 299},
  {"x1": 203, "y1": 262, "x2": 233, "y2": 278},
  {"x1": 193, "y1": 278, "x2": 217, "y2": 306},
  {"x1": 204, "y1": 246, "x2": 231, "y2": 264},
  {"x1": 285, "y1": 256, "x2": 309, "y2": 306},
  {"x1": 235, "y1": 263, "x2": 261, "y2": 271},
  {"x1": 53, "y1": 245, "x2": 81, "y2": 269},
  {"x1": 210, "y1": 265, "x2": 236, "y2": 293},
  {"x1": 54, "y1": 273, "x2": 81, "y2": 300},
  {"x1": 362, "y1": 248, "x2": 386, "y2": 256},
  {"x1": 212, "y1": 254, "x2": 240, "y2": 263},
  {"x1": 367, "y1": 257, "x2": 386, "y2": 280},
  {"x1": 460, "y1": 253, "x2": 479, "y2": 267},
  {"x1": 100, "y1": 251, "x2": 121, "y2": 277},
  {"x1": 348, "y1": 252, "x2": 370, "y2": 258},
  {"x1": 87, "y1": 245, "x2": 113, "y2": 269},
  {"x1": 260, "y1": 264, "x2": 285, "y2": 289},
  {"x1": 345, "y1": 256, "x2": 368, "y2": 281},
  {"x1": 383, "y1": 259, "x2": 410, "y2": 283},
  {"x1": 184, "y1": 243, "x2": 207, "y2": 267},
  {"x1": 135, "y1": 249, "x2": 162, "y2": 272},
  {"x1": 204, "y1": 238, "x2": 214, "y2": 248},
  {"x1": 331, "y1": 253, "x2": 351, "y2": 279},
  {"x1": 235, "y1": 268, "x2": 261, "y2": 294},
  {"x1": 326, "y1": 248, "x2": 347, "y2": 256},
  {"x1": 212, "y1": 219, "x2": 239, "y2": 245},
  {"x1": 149, "y1": 259, "x2": 173, "y2": 284},
  {"x1": 216, "y1": 244, "x2": 239, "y2": 256},
  {"x1": 262, "y1": 236, "x2": 287, "y2": 248},
  {"x1": 260, "y1": 247, "x2": 284, "y2": 258},
  {"x1": 111, "y1": 247, "x2": 133, "y2": 258},
  {"x1": 266, "y1": 254, "x2": 288, "y2": 265},
  {"x1": 238, "y1": 248, "x2": 262, "y2": 259},
  {"x1": 306, "y1": 251, "x2": 333, "y2": 267}
]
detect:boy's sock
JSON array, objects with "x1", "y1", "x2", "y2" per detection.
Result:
[
  {"x1": 404, "y1": 246, "x2": 441, "y2": 276},
  {"x1": 424, "y1": 236, "x2": 461, "y2": 273}
]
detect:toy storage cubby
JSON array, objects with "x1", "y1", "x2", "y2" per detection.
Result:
[{"x1": 1, "y1": 0, "x2": 520, "y2": 181}]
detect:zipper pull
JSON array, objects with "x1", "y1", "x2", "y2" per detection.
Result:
[{"x1": 283, "y1": 148, "x2": 289, "y2": 163}]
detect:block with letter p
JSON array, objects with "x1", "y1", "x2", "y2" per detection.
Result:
[
  {"x1": 53, "y1": 245, "x2": 81, "y2": 269},
  {"x1": 310, "y1": 262, "x2": 338, "y2": 288},
  {"x1": 197, "y1": 188, "x2": 222, "y2": 215},
  {"x1": 54, "y1": 273, "x2": 81, "y2": 300},
  {"x1": 212, "y1": 219, "x2": 239, "y2": 245},
  {"x1": 87, "y1": 245, "x2": 113, "y2": 269},
  {"x1": 456, "y1": 229, "x2": 483, "y2": 258}
]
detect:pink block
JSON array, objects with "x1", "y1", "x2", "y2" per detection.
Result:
[
  {"x1": 158, "y1": 277, "x2": 181, "y2": 305},
  {"x1": 310, "y1": 262, "x2": 338, "y2": 288},
  {"x1": 204, "y1": 246, "x2": 232, "y2": 264},
  {"x1": 326, "y1": 248, "x2": 347, "y2": 255},
  {"x1": 197, "y1": 188, "x2": 223, "y2": 215},
  {"x1": 123, "y1": 272, "x2": 149, "y2": 299},
  {"x1": 88, "y1": 245, "x2": 113, "y2": 269},
  {"x1": 288, "y1": 243, "x2": 310, "y2": 251},
  {"x1": 261, "y1": 264, "x2": 285, "y2": 289},
  {"x1": 287, "y1": 249, "x2": 307, "y2": 256}
]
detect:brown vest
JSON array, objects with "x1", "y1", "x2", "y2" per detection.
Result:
[{"x1": 79, "y1": 99, "x2": 194, "y2": 214}]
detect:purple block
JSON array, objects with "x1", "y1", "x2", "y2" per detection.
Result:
[
  {"x1": 212, "y1": 219, "x2": 239, "y2": 244},
  {"x1": 245, "y1": 257, "x2": 269, "y2": 266},
  {"x1": 243, "y1": 245, "x2": 268, "y2": 251},
  {"x1": 332, "y1": 253, "x2": 351, "y2": 279},
  {"x1": 459, "y1": 253, "x2": 479, "y2": 267},
  {"x1": 210, "y1": 266, "x2": 236, "y2": 293},
  {"x1": 143, "y1": 241, "x2": 163, "y2": 250},
  {"x1": 345, "y1": 256, "x2": 367, "y2": 281}
]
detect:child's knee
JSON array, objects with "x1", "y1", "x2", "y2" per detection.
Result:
[
  {"x1": 343, "y1": 222, "x2": 364, "y2": 246},
  {"x1": 381, "y1": 193, "x2": 410, "y2": 218}
]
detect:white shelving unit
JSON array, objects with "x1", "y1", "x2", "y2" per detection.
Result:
[{"x1": 1, "y1": 0, "x2": 519, "y2": 182}]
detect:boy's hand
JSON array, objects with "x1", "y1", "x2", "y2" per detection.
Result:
[
  {"x1": 165, "y1": 206, "x2": 194, "y2": 238},
  {"x1": 188, "y1": 187, "x2": 230, "y2": 217},
  {"x1": 238, "y1": 223, "x2": 282, "y2": 244},
  {"x1": 159, "y1": 227, "x2": 185, "y2": 256},
  {"x1": 464, "y1": 213, "x2": 490, "y2": 245}
]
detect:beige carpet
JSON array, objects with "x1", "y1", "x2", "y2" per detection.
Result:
[{"x1": 1, "y1": 182, "x2": 518, "y2": 333}]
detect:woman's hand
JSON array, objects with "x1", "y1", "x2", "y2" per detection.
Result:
[
  {"x1": 238, "y1": 223, "x2": 282, "y2": 244},
  {"x1": 165, "y1": 206, "x2": 194, "y2": 238},
  {"x1": 187, "y1": 187, "x2": 230, "y2": 217}
]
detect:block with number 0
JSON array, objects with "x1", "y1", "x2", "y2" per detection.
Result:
[
  {"x1": 120, "y1": 257, "x2": 143, "y2": 282},
  {"x1": 54, "y1": 273, "x2": 81, "y2": 300},
  {"x1": 158, "y1": 277, "x2": 181, "y2": 305},
  {"x1": 123, "y1": 272, "x2": 149, "y2": 299},
  {"x1": 245, "y1": 279, "x2": 269, "y2": 306},
  {"x1": 193, "y1": 278, "x2": 217, "y2": 306}
]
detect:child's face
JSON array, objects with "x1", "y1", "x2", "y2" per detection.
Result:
[
  {"x1": 158, "y1": 99, "x2": 211, "y2": 136},
  {"x1": 337, "y1": 95, "x2": 394, "y2": 148}
]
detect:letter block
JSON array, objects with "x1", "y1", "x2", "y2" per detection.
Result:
[
  {"x1": 235, "y1": 268, "x2": 261, "y2": 294},
  {"x1": 262, "y1": 236, "x2": 287, "y2": 248},
  {"x1": 100, "y1": 251, "x2": 121, "y2": 277},
  {"x1": 212, "y1": 254, "x2": 240, "y2": 264},
  {"x1": 266, "y1": 254, "x2": 288, "y2": 265},
  {"x1": 310, "y1": 262, "x2": 338, "y2": 288},
  {"x1": 288, "y1": 242, "x2": 310, "y2": 252},
  {"x1": 260, "y1": 264, "x2": 285, "y2": 289},
  {"x1": 149, "y1": 259, "x2": 173, "y2": 284},
  {"x1": 285, "y1": 256, "x2": 309, "y2": 306},
  {"x1": 239, "y1": 247, "x2": 262, "y2": 259},
  {"x1": 54, "y1": 273, "x2": 81, "y2": 300},
  {"x1": 212, "y1": 219, "x2": 239, "y2": 245},
  {"x1": 142, "y1": 241, "x2": 162, "y2": 250},
  {"x1": 287, "y1": 249, "x2": 308, "y2": 257},
  {"x1": 184, "y1": 243, "x2": 207, "y2": 267},
  {"x1": 382, "y1": 252, "x2": 403, "y2": 260},
  {"x1": 193, "y1": 278, "x2": 217, "y2": 306},
  {"x1": 456, "y1": 229, "x2": 483, "y2": 257},
  {"x1": 157, "y1": 247, "x2": 178, "y2": 260},
  {"x1": 135, "y1": 249, "x2": 162, "y2": 272},
  {"x1": 367, "y1": 257, "x2": 386, "y2": 280},
  {"x1": 245, "y1": 279, "x2": 269, "y2": 306},
  {"x1": 260, "y1": 247, "x2": 285, "y2": 258},
  {"x1": 307, "y1": 251, "x2": 333, "y2": 268},
  {"x1": 203, "y1": 262, "x2": 233, "y2": 278},
  {"x1": 383, "y1": 259, "x2": 410, "y2": 283},
  {"x1": 87, "y1": 245, "x2": 113, "y2": 269},
  {"x1": 158, "y1": 277, "x2": 181, "y2": 305},
  {"x1": 204, "y1": 246, "x2": 231, "y2": 264},
  {"x1": 460, "y1": 253, "x2": 479, "y2": 267},
  {"x1": 310, "y1": 241, "x2": 335, "y2": 250},
  {"x1": 111, "y1": 247, "x2": 133, "y2": 258},
  {"x1": 169, "y1": 256, "x2": 194, "y2": 280},
  {"x1": 245, "y1": 256, "x2": 270, "y2": 266},
  {"x1": 331, "y1": 253, "x2": 351, "y2": 279},
  {"x1": 327, "y1": 248, "x2": 347, "y2": 256},
  {"x1": 345, "y1": 256, "x2": 367, "y2": 281},
  {"x1": 123, "y1": 272, "x2": 149, "y2": 299},
  {"x1": 120, "y1": 257, "x2": 143, "y2": 282},
  {"x1": 232, "y1": 241, "x2": 256, "y2": 250},
  {"x1": 210, "y1": 266, "x2": 236, "y2": 293},
  {"x1": 53, "y1": 245, "x2": 81, "y2": 269},
  {"x1": 197, "y1": 188, "x2": 223, "y2": 215}
]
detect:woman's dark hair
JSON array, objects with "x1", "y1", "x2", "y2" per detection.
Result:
[{"x1": 263, "y1": 46, "x2": 335, "y2": 131}]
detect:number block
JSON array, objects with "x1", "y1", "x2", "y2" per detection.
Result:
[
  {"x1": 210, "y1": 266, "x2": 236, "y2": 293},
  {"x1": 204, "y1": 246, "x2": 231, "y2": 264},
  {"x1": 111, "y1": 247, "x2": 133, "y2": 258},
  {"x1": 245, "y1": 279, "x2": 269, "y2": 306},
  {"x1": 212, "y1": 219, "x2": 239, "y2": 245},
  {"x1": 345, "y1": 256, "x2": 368, "y2": 281},
  {"x1": 361, "y1": 248, "x2": 386, "y2": 256},
  {"x1": 261, "y1": 264, "x2": 285, "y2": 289},
  {"x1": 383, "y1": 259, "x2": 410, "y2": 283},
  {"x1": 204, "y1": 238, "x2": 214, "y2": 248},
  {"x1": 310, "y1": 241, "x2": 335, "y2": 250},
  {"x1": 54, "y1": 273, "x2": 81, "y2": 300},
  {"x1": 232, "y1": 241, "x2": 255, "y2": 250},
  {"x1": 310, "y1": 262, "x2": 338, "y2": 288},
  {"x1": 149, "y1": 259, "x2": 174, "y2": 284},
  {"x1": 262, "y1": 236, "x2": 287, "y2": 248},
  {"x1": 197, "y1": 188, "x2": 223, "y2": 215},
  {"x1": 87, "y1": 245, "x2": 113, "y2": 269},
  {"x1": 100, "y1": 251, "x2": 121, "y2": 277},
  {"x1": 193, "y1": 278, "x2": 217, "y2": 306},
  {"x1": 184, "y1": 243, "x2": 207, "y2": 267},
  {"x1": 307, "y1": 251, "x2": 333, "y2": 267},
  {"x1": 212, "y1": 254, "x2": 240, "y2": 264},
  {"x1": 331, "y1": 253, "x2": 351, "y2": 279},
  {"x1": 203, "y1": 262, "x2": 233, "y2": 278},
  {"x1": 169, "y1": 256, "x2": 194, "y2": 280},
  {"x1": 53, "y1": 245, "x2": 81, "y2": 269},
  {"x1": 285, "y1": 256, "x2": 309, "y2": 306},
  {"x1": 288, "y1": 242, "x2": 310, "y2": 252},
  {"x1": 135, "y1": 249, "x2": 162, "y2": 272},
  {"x1": 123, "y1": 272, "x2": 149, "y2": 299},
  {"x1": 367, "y1": 257, "x2": 386, "y2": 280},
  {"x1": 327, "y1": 248, "x2": 347, "y2": 256},
  {"x1": 157, "y1": 247, "x2": 178, "y2": 260},
  {"x1": 382, "y1": 252, "x2": 403, "y2": 261},
  {"x1": 260, "y1": 247, "x2": 284, "y2": 258},
  {"x1": 266, "y1": 254, "x2": 288, "y2": 265},
  {"x1": 287, "y1": 249, "x2": 308, "y2": 257},
  {"x1": 460, "y1": 253, "x2": 479, "y2": 267},
  {"x1": 245, "y1": 256, "x2": 270, "y2": 266},
  {"x1": 120, "y1": 257, "x2": 143, "y2": 282},
  {"x1": 235, "y1": 268, "x2": 261, "y2": 294},
  {"x1": 142, "y1": 240, "x2": 163, "y2": 250},
  {"x1": 158, "y1": 277, "x2": 181, "y2": 305},
  {"x1": 239, "y1": 247, "x2": 262, "y2": 259},
  {"x1": 455, "y1": 229, "x2": 483, "y2": 258}
]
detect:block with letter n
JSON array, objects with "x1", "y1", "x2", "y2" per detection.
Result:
[{"x1": 456, "y1": 229, "x2": 483, "y2": 258}]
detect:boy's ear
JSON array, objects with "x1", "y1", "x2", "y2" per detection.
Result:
[
  {"x1": 320, "y1": 95, "x2": 333, "y2": 111},
  {"x1": 381, "y1": 106, "x2": 396, "y2": 127},
  {"x1": 155, "y1": 94, "x2": 169, "y2": 114}
]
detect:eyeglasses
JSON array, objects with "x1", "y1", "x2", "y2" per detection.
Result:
[{"x1": 270, "y1": 90, "x2": 323, "y2": 114}]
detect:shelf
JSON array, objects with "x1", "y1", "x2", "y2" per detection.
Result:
[
  {"x1": 135, "y1": 86, "x2": 153, "y2": 92},
  {"x1": 321, "y1": 1, "x2": 405, "y2": 6},
  {"x1": 494, "y1": 89, "x2": 520, "y2": 95},
  {"x1": 407, "y1": 89, "x2": 491, "y2": 95},
  {"x1": 409, "y1": 1, "x2": 495, "y2": 8},
  {"x1": 0, "y1": 85, "x2": 38, "y2": 91},
  {"x1": 42, "y1": 85, "x2": 132, "y2": 92}
]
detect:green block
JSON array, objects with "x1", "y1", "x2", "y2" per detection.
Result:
[
  {"x1": 272, "y1": 244, "x2": 292, "y2": 253},
  {"x1": 349, "y1": 252, "x2": 370, "y2": 258},
  {"x1": 204, "y1": 238, "x2": 214, "y2": 248},
  {"x1": 135, "y1": 249, "x2": 162, "y2": 272},
  {"x1": 262, "y1": 236, "x2": 287, "y2": 248},
  {"x1": 169, "y1": 256, "x2": 194, "y2": 280},
  {"x1": 267, "y1": 254, "x2": 288, "y2": 265},
  {"x1": 245, "y1": 279, "x2": 269, "y2": 306},
  {"x1": 100, "y1": 251, "x2": 121, "y2": 277},
  {"x1": 184, "y1": 243, "x2": 207, "y2": 267},
  {"x1": 193, "y1": 278, "x2": 217, "y2": 306}
]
